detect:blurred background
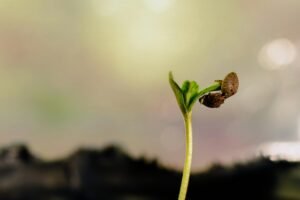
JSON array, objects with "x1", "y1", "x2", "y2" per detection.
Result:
[{"x1": 0, "y1": 0, "x2": 300, "y2": 171}]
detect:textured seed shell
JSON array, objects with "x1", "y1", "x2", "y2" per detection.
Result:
[
  {"x1": 221, "y1": 72, "x2": 239, "y2": 98},
  {"x1": 199, "y1": 92, "x2": 225, "y2": 108}
]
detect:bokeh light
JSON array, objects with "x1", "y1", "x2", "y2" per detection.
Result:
[
  {"x1": 259, "y1": 142, "x2": 300, "y2": 162},
  {"x1": 259, "y1": 38, "x2": 297, "y2": 70},
  {"x1": 298, "y1": 115, "x2": 300, "y2": 140}
]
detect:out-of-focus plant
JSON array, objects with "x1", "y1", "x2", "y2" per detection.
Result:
[{"x1": 169, "y1": 72, "x2": 239, "y2": 200}]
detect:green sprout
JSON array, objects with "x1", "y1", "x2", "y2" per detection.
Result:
[{"x1": 169, "y1": 71, "x2": 239, "y2": 200}]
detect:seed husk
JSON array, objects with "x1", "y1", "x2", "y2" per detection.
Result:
[
  {"x1": 221, "y1": 72, "x2": 239, "y2": 98},
  {"x1": 199, "y1": 92, "x2": 225, "y2": 108}
]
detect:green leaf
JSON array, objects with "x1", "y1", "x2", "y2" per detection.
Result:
[
  {"x1": 181, "y1": 81, "x2": 190, "y2": 95},
  {"x1": 197, "y1": 81, "x2": 222, "y2": 98},
  {"x1": 184, "y1": 81, "x2": 199, "y2": 111},
  {"x1": 169, "y1": 72, "x2": 222, "y2": 114},
  {"x1": 187, "y1": 92, "x2": 201, "y2": 111},
  {"x1": 192, "y1": 81, "x2": 222, "y2": 107},
  {"x1": 186, "y1": 81, "x2": 199, "y2": 101},
  {"x1": 169, "y1": 72, "x2": 187, "y2": 114}
]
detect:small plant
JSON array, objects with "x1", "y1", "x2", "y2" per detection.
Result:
[{"x1": 169, "y1": 71, "x2": 239, "y2": 200}]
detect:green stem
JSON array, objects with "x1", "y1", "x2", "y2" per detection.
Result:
[
  {"x1": 178, "y1": 112, "x2": 193, "y2": 200},
  {"x1": 197, "y1": 81, "x2": 221, "y2": 98}
]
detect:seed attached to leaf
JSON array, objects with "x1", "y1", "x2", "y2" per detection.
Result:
[
  {"x1": 199, "y1": 92, "x2": 225, "y2": 108},
  {"x1": 221, "y1": 72, "x2": 239, "y2": 98}
]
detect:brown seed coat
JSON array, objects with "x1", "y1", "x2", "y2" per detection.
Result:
[
  {"x1": 221, "y1": 72, "x2": 239, "y2": 98},
  {"x1": 199, "y1": 93, "x2": 225, "y2": 108}
]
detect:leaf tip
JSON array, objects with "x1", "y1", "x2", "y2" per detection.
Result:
[{"x1": 169, "y1": 71, "x2": 174, "y2": 81}]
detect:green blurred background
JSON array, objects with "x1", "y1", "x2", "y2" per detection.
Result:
[{"x1": 0, "y1": 0, "x2": 300, "y2": 170}]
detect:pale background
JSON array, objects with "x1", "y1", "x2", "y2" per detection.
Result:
[{"x1": 0, "y1": 0, "x2": 300, "y2": 170}]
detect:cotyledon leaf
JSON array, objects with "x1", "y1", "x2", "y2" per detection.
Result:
[
  {"x1": 184, "y1": 81, "x2": 200, "y2": 111},
  {"x1": 169, "y1": 72, "x2": 187, "y2": 114}
]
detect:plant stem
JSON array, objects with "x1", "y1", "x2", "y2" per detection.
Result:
[
  {"x1": 198, "y1": 82, "x2": 221, "y2": 97},
  {"x1": 178, "y1": 112, "x2": 193, "y2": 200}
]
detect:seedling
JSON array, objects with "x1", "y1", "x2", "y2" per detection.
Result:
[{"x1": 169, "y1": 71, "x2": 239, "y2": 200}]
